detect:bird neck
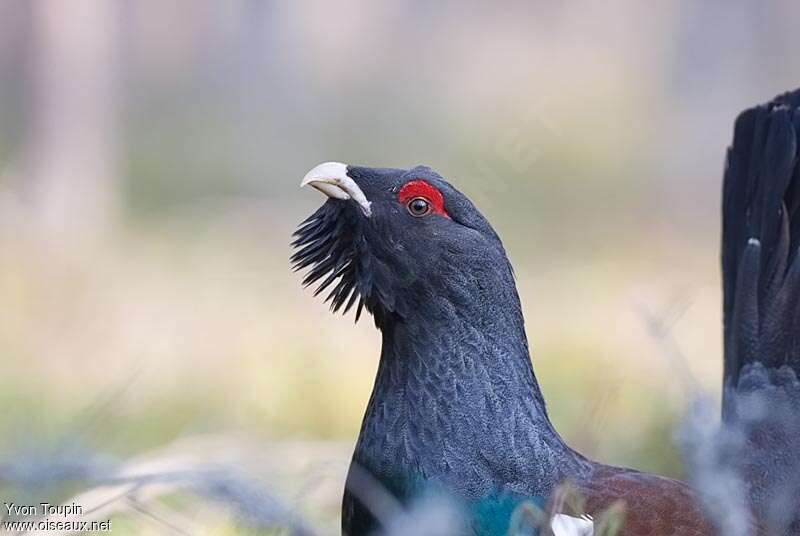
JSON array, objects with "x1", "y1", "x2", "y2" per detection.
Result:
[{"x1": 352, "y1": 289, "x2": 584, "y2": 499}]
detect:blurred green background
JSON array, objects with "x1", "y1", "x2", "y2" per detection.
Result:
[{"x1": 1, "y1": 1, "x2": 799, "y2": 533}]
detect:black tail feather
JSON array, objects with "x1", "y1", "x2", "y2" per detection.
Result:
[{"x1": 723, "y1": 89, "x2": 800, "y2": 386}]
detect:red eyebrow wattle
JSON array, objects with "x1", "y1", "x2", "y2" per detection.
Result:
[{"x1": 397, "y1": 180, "x2": 450, "y2": 218}]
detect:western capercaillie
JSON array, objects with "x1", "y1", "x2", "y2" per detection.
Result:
[{"x1": 291, "y1": 89, "x2": 800, "y2": 535}]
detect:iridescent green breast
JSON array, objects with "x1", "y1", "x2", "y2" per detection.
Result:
[{"x1": 350, "y1": 471, "x2": 550, "y2": 535}]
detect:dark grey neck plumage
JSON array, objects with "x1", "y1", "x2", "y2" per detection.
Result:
[{"x1": 352, "y1": 281, "x2": 589, "y2": 500}]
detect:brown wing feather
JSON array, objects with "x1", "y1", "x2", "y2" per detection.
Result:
[{"x1": 575, "y1": 464, "x2": 718, "y2": 535}]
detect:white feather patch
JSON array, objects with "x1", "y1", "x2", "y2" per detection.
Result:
[{"x1": 550, "y1": 513, "x2": 594, "y2": 536}]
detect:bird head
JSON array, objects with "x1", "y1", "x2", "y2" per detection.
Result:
[{"x1": 292, "y1": 162, "x2": 519, "y2": 329}]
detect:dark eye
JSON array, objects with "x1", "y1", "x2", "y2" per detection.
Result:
[{"x1": 406, "y1": 197, "x2": 431, "y2": 217}]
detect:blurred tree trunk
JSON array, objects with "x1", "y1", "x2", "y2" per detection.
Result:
[{"x1": 22, "y1": 0, "x2": 120, "y2": 245}]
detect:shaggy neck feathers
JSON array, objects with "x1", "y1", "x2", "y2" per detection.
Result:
[{"x1": 352, "y1": 266, "x2": 587, "y2": 499}]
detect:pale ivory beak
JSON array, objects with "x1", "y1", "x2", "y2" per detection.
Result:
[{"x1": 301, "y1": 162, "x2": 372, "y2": 217}]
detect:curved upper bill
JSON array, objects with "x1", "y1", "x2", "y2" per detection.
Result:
[{"x1": 301, "y1": 162, "x2": 372, "y2": 217}]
